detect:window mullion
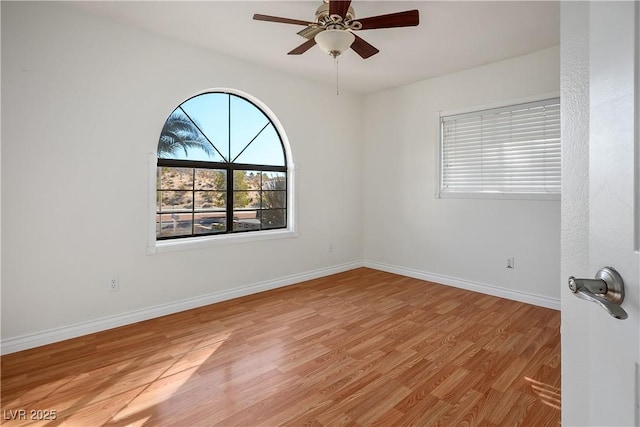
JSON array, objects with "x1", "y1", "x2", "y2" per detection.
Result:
[
  {"x1": 192, "y1": 168, "x2": 196, "y2": 235},
  {"x1": 259, "y1": 172, "x2": 263, "y2": 231},
  {"x1": 226, "y1": 166, "x2": 234, "y2": 233},
  {"x1": 228, "y1": 94, "x2": 232, "y2": 163}
]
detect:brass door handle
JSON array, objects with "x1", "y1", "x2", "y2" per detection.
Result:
[{"x1": 568, "y1": 267, "x2": 628, "y2": 320}]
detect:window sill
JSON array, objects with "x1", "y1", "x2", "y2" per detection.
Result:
[{"x1": 148, "y1": 229, "x2": 297, "y2": 254}]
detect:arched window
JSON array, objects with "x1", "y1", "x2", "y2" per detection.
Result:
[{"x1": 156, "y1": 90, "x2": 290, "y2": 240}]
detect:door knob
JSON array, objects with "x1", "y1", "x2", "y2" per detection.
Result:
[{"x1": 568, "y1": 266, "x2": 628, "y2": 320}]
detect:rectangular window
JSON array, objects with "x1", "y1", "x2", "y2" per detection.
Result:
[
  {"x1": 156, "y1": 165, "x2": 286, "y2": 240},
  {"x1": 439, "y1": 98, "x2": 560, "y2": 199}
]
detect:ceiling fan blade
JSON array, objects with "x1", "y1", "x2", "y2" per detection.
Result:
[
  {"x1": 351, "y1": 34, "x2": 379, "y2": 59},
  {"x1": 253, "y1": 14, "x2": 314, "y2": 26},
  {"x1": 329, "y1": 0, "x2": 352, "y2": 18},
  {"x1": 297, "y1": 26, "x2": 324, "y2": 40},
  {"x1": 288, "y1": 38, "x2": 317, "y2": 55},
  {"x1": 356, "y1": 10, "x2": 419, "y2": 30}
]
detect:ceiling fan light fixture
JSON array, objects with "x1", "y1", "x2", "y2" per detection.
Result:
[{"x1": 315, "y1": 29, "x2": 355, "y2": 58}]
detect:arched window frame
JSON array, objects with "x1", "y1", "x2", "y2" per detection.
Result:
[{"x1": 148, "y1": 88, "x2": 296, "y2": 254}]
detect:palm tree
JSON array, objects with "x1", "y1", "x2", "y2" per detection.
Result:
[{"x1": 158, "y1": 110, "x2": 215, "y2": 158}]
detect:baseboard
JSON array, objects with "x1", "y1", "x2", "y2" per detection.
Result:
[
  {"x1": 1, "y1": 260, "x2": 560, "y2": 355},
  {"x1": 0, "y1": 261, "x2": 363, "y2": 355},
  {"x1": 364, "y1": 260, "x2": 561, "y2": 311}
]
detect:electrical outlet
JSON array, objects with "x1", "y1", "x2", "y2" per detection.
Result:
[
  {"x1": 329, "y1": 243, "x2": 334, "y2": 253},
  {"x1": 506, "y1": 257, "x2": 515, "y2": 269},
  {"x1": 108, "y1": 276, "x2": 119, "y2": 292}
]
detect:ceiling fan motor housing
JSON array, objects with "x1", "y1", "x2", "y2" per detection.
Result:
[
  {"x1": 317, "y1": 2, "x2": 355, "y2": 21},
  {"x1": 316, "y1": 2, "x2": 356, "y2": 27}
]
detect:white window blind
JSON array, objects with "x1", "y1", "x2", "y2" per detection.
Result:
[{"x1": 440, "y1": 98, "x2": 560, "y2": 198}]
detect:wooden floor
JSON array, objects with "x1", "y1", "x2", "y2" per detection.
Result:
[{"x1": 1, "y1": 268, "x2": 560, "y2": 426}]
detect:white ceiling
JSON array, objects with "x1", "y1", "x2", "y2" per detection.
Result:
[{"x1": 70, "y1": 1, "x2": 560, "y2": 94}]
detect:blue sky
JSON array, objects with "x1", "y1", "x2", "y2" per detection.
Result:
[{"x1": 160, "y1": 93, "x2": 285, "y2": 166}]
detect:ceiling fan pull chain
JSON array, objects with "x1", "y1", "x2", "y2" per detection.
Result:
[{"x1": 335, "y1": 56, "x2": 340, "y2": 95}]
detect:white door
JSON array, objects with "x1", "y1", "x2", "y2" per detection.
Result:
[{"x1": 561, "y1": 2, "x2": 640, "y2": 426}]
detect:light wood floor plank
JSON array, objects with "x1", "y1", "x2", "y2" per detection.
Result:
[{"x1": 1, "y1": 268, "x2": 560, "y2": 426}]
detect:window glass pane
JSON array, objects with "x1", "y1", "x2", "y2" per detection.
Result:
[
  {"x1": 233, "y1": 191, "x2": 260, "y2": 209},
  {"x1": 234, "y1": 124, "x2": 285, "y2": 166},
  {"x1": 180, "y1": 93, "x2": 229, "y2": 161},
  {"x1": 233, "y1": 170, "x2": 260, "y2": 191},
  {"x1": 261, "y1": 172, "x2": 286, "y2": 190},
  {"x1": 156, "y1": 214, "x2": 162, "y2": 235},
  {"x1": 194, "y1": 191, "x2": 226, "y2": 210},
  {"x1": 158, "y1": 167, "x2": 193, "y2": 190},
  {"x1": 262, "y1": 191, "x2": 286, "y2": 209},
  {"x1": 158, "y1": 110, "x2": 224, "y2": 162},
  {"x1": 230, "y1": 96, "x2": 270, "y2": 162},
  {"x1": 194, "y1": 169, "x2": 226, "y2": 191},
  {"x1": 160, "y1": 191, "x2": 192, "y2": 211},
  {"x1": 233, "y1": 210, "x2": 260, "y2": 231},
  {"x1": 194, "y1": 213, "x2": 226, "y2": 234},
  {"x1": 261, "y1": 209, "x2": 286, "y2": 229},
  {"x1": 157, "y1": 213, "x2": 193, "y2": 237},
  {"x1": 244, "y1": 171, "x2": 262, "y2": 190}
]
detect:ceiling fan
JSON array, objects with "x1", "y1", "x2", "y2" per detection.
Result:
[{"x1": 253, "y1": 0, "x2": 420, "y2": 59}]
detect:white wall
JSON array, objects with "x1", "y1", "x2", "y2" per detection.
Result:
[
  {"x1": 362, "y1": 46, "x2": 561, "y2": 305},
  {"x1": 1, "y1": 2, "x2": 363, "y2": 347}
]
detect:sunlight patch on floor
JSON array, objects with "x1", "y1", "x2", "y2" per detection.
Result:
[
  {"x1": 525, "y1": 376, "x2": 560, "y2": 410},
  {"x1": 111, "y1": 335, "x2": 228, "y2": 424}
]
